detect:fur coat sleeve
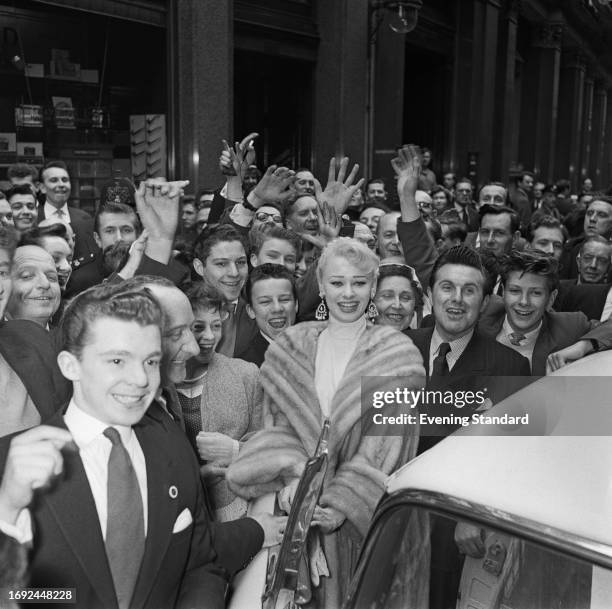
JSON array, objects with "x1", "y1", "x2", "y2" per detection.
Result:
[{"x1": 227, "y1": 322, "x2": 426, "y2": 534}]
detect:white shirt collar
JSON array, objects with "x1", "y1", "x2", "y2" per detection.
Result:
[
  {"x1": 64, "y1": 398, "x2": 133, "y2": 449},
  {"x1": 44, "y1": 201, "x2": 70, "y2": 220},
  {"x1": 501, "y1": 316, "x2": 542, "y2": 343},
  {"x1": 260, "y1": 331, "x2": 273, "y2": 344}
]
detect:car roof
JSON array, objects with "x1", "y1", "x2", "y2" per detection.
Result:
[{"x1": 387, "y1": 350, "x2": 612, "y2": 547}]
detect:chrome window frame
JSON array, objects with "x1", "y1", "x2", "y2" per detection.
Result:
[{"x1": 344, "y1": 488, "x2": 612, "y2": 608}]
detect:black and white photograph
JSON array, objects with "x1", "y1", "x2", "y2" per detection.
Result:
[{"x1": 0, "y1": 1, "x2": 612, "y2": 607}]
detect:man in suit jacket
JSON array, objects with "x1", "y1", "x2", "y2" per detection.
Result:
[
  {"x1": 453, "y1": 179, "x2": 480, "y2": 232},
  {"x1": 478, "y1": 250, "x2": 599, "y2": 375},
  {"x1": 0, "y1": 225, "x2": 71, "y2": 437},
  {"x1": 0, "y1": 285, "x2": 226, "y2": 609},
  {"x1": 37, "y1": 161, "x2": 99, "y2": 296},
  {"x1": 404, "y1": 245, "x2": 530, "y2": 449}
]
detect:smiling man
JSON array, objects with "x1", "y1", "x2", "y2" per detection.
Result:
[
  {"x1": 404, "y1": 246, "x2": 530, "y2": 446},
  {"x1": 193, "y1": 225, "x2": 258, "y2": 357},
  {"x1": 38, "y1": 161, "x2": 99, "y2": 297},
  {"x1": 238, "y1": 264, "x2": 298, "y2": 366},
  {"x1": 478, "y1": 250, "x2": 599, "y2": 375},
  {"x1": 5, "y1": 184, "x2": 37, "y2": 233},
  {"x1": 0, "y1": 284, "x2": 227, "y2": 609},
  {"x1": 5, "y1": 245, "x2": 61, "y2": 328}
]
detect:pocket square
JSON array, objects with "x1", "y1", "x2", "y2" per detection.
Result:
[{"x1": 172, "y1": 508, "x2": 193, "y2": 533}]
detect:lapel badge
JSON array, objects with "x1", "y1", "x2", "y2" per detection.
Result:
[{"x1": 169, "y1": 485, "x2": 178, "y2": 499}]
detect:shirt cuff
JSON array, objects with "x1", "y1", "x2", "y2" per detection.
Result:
[
  {"x1": 0, "y1": 509, "x2": 33, "y2": 545},
  {"x1": 232, "y1": 439, "x2": 240, "y2": 460},
  {"x1": 229, "y1": 204, "x2": 255, "y2": 227}
]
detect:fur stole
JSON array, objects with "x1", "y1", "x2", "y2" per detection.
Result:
[{"x1": 227, "y1": 322, "x2": 425, "y2": 535}]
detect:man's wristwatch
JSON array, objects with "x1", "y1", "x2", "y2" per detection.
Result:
[{"x1": 242, "y1": 196, "x2": 257, "y2": 212}]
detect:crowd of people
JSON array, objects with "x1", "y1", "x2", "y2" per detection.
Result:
[{"x1": 0, "y1": 135, "x2": 610, "y2": 609}]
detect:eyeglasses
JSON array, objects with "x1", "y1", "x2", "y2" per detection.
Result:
[{"x1": 255, "y1": 211, "x2": 282, "y2": 223}]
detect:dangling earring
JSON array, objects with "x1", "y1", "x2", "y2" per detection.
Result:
[
  {"x1": 316, "y1": 296, "x2": 328, "y2": 321},
  {"x1": 367, "y1": 300, "x2": 379, "y2": 322}
]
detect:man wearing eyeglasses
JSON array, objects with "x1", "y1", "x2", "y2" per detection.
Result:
[{"x1": 250, "y1": 204, "x2": 284, "y2": 230}]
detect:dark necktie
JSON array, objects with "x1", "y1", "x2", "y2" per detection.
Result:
[
  {"x1": 431, "y1": 342, "x2": 451, "y2": 377},
  {"x1": 104, "y1": 427, "x2": 145, "y2": 609},
  {"x1": 217, "y1": 303, "x2": 237, "y2": 357},
  {"x1": 509, "y1": 332, "x2": 526, "y2": 346}
]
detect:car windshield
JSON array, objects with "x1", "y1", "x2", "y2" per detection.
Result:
[{"x1": 346, "y1": 504, "x2": 612, "y2": 609}]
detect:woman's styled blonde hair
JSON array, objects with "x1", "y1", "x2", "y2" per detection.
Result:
[{"x1": 316, "y1": 237, "x2": 379, "y2": 285}]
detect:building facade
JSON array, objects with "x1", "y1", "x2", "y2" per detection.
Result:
[{"x1": 4, "y1": 0, "x2": 612, "y2": 202}]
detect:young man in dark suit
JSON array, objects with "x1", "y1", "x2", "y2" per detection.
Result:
[
  {"x1": 478, "y1": 250, "x2": 601, "y2": 375},
  {"x1": 237, "y1": 263, "x2": 298, "y2": 367},
  {"x1": 0, "y1": 284, "x2": 227, "y2": 609}
]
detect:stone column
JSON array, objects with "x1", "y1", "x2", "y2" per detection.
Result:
[
  {"x1": 169, "y1": 0, "x2": 233, "y2": 189},
  {"x1": 314, "y1": 0, "x2": 369, "y2": 180},
  {"x1": 590, "y1": 83, "x2": 607, "y2": 189},
  {"x1": 519, "y1": 19, "x2": 563, "y2": 182},
  {"x1": 494, "y1": 0, "x2": 520, "y2": 182},
  {"x1": 556, "y1": 51, "x2": 585, "y2": 189},
  {"x1": 580, "y1": 74, "x2": 595, "y2": 183},
  {"x1": 604, "y1": 92, "x2": 612, "y2": 189}
]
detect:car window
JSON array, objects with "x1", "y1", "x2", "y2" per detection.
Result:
[{"x1": 346, "y1": 504, "x2": 612, "y2": 609}]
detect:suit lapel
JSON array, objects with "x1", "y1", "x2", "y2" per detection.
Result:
[
  {"x1": 130, "y1": 420, "x2": 176, "y2": 609},
  {"x1": 532, "y1": 314, "x2": 554, "y2": 376},
  {"x1": 405, "y1": 328, "x2": 433, "y2": 376},
  {"x1": 41, "y1": 422, "x2": 117, "y2": 608},
  {"x1": 450, "y1": 332, "x2": 488, "y2": 375}
]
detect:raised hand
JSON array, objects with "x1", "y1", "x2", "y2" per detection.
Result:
[
  {"x1": 219, "y1": 132, "x2": 259, "y2": 180},
  {"x1": 297, "y1": 197, "x2": 341, "y2": 250},
  {"x1": 316, "y1": 157, "x2": 364, "y2": 216},
  {"x1": 247, "y1": 165, "x2": 295, "y2": 209},
  {"x1": 0, "y1": 426, "x2": 74, "y2": 525},
  {"x1": 391, "y1": 144, "x2": 422, "y2": 221},
  {"x1": 117, "y1": 229, "x2": 149, "y2": 279},
  {"x1": 135, "y1": 178, "x2": 189, "y2": 242}
]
